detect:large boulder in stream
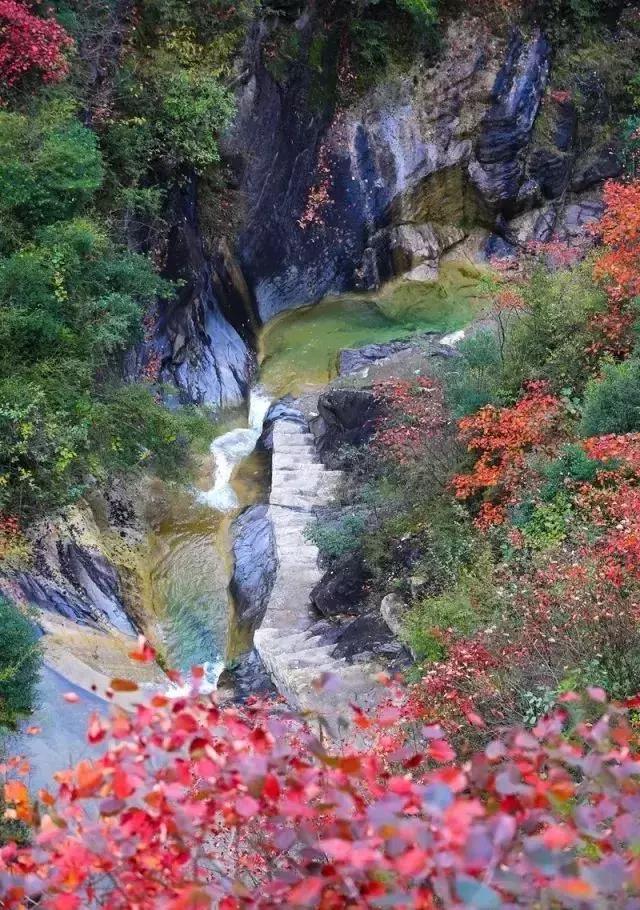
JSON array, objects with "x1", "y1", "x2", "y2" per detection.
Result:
[{"x1": 229, "y1": 504, "x2": 278, "y2": 627}]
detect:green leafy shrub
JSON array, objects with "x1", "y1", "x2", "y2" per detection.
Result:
[
  {"x1": 580, "y1": 358, "x2": 640, "y2": 436},
  {"x1": 0, "y1": 109, "x2": 102, "y2": 241},
  {"x1": 88, "y1": 385, "x2": 216, "y2": 483},
  {"x1": 0, "y1": 597, "x2": 42, "y2": 731},
  {"x1": 518, "y1": 495, "x2": 572, "y2": 551},
  {"x1": 305, "y1": 513, "x2": 366, "y2": 561},
  {"x1": 443, "y1": 331, "x2": 503, "y2": 418},
  {"x1": 502, "y1": 262, "x2": 608, "y2": 396},
  {"x1": 155, "y1": 70, "x2": 235, "y2": 174},
  {"x1": 405, "y1": 553, "x2": 497, "y2": 662},
  {"x1": 540, "y1": 443, "x2": 602, "y2": 500},
  {"x1": 0, "y1": 380, "x2": 87, "y2": 518},
  {"x1": 395, "y1": 0, "x2": 438, "y2": 31}
]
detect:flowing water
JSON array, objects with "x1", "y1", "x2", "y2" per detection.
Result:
[
  {"x1": 143, "y1": 390, "x2": 272, "y2": 686},
  {"x1": 141, "y1": 262, "x2": 488, "y2": 681}
]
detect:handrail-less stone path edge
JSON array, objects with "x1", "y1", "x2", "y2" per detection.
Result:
[{"x1": 254, "y1": 417, "x2": 381, "y2": 731}]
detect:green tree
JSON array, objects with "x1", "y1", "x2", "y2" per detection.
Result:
[
  {"x1": 0, "y1": 598, "x2": 42, "y2": 731},
  {"x1": 502, "y1": 262, "x2": 608, "y2": 396},
  {"x1": 580, "y1": 358, "x2": 640, "y2": 436}
]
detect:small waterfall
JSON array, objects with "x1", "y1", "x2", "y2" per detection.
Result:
[
  {"x1": 199, "y1": 387, "x2": 272, "y2": 513},
  {"x1": 162, "y1": 387, "x2": 272, "y2": 696}
]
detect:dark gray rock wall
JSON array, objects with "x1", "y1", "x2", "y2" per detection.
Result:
[
  {"x1": 157, "y1": 182, "x2": 255, "y2": 409},
  {"x1": 160, "y1": 13, "x2": 621, "y2": 407},
  {"x1": 310, "y1": 389, "x2": 381, "y2": 468}
]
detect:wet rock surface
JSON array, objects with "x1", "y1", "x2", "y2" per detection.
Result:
[
  {"x1": 1, "y1": 482, "x2": 147, "y2": 637},
  {"x1": 339, "y1": 340, "x2": 421, "y2": 376},
  {"x1": 218, "y1": 649, "x2": 277, "y2": 703},
  {"x1": 229, "y1": 504, "x2": 278, "y2": 627},
  {"x1": 158, "y1": 182, "x2": 255, "y2": 409},
  {"x1": 470, "y1": 31, "x2": 551, "y2": 216}
]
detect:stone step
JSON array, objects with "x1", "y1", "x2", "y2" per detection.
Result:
[
  {"x1": 273, "y1": 429, "x2": 315, "y2": 452},
  {"x1": 273, "y1": 422, "x2": 309, "y2": 436},
  {"x1": 272, "y1": 458, "x2": 323, "y2": 471},
  {"x1": 270, "y1": 495, "x2": 325, "y2": 510},
  {"x1": 276, "y1": 544, "x2": 319, "y2": 560},
  {"x1": 254, "y1": 416, "x2": 383, "y2": 723}
]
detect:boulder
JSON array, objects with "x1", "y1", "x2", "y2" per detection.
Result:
[
  {"x1": 229, "y1": 505, "x2": 278, "y2": 627},
  {"x1": 332, "y1": 612, "x2": 403, "y2": 661},
  {"x1": 571, "y1": 147, "x2": 621, "y2": 193},
  {"x1": 217, "y1": 649, "x2": 277, "y2": 702},
  {"x1": 389, "y1": 223, "x2": 441, "y2": 274},
  {"x1": 257, "y1": 398, "x2": 307, "y2": 452},
  {"x1": 556, "y1": 200, "x2": 604, "y2": 241},
  {"x1": 310, "y1": 389, "x2": 380, "y2": 467},
  {"x1": 381, "y1": 592, "x2": 408, "y2": 639},
  {"x1": 310, "y1": 553, "x2": 369, "y2": 618},
  {"x1": 338, "y1": 340, "x2": 419, "y2": 376}
]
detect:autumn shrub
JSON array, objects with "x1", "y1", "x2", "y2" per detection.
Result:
[
  {"x1": 580, "y1": 358, "x2": 640, "y2": 436},
  {"x1": 0, "y1": 597, "x2": 41, "y2": 731},
  {"x1": 0, "y1": 0, "x2": 72, "y2": 92},
  {"x1": 3, "y1": 673, "x2": 640, "y2": 908},
  {"x1": 452, "y1": 382, "x2": 566, "y2": 528}
]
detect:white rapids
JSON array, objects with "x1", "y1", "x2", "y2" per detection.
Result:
[{"x1": 198, "y1": 388, "x2": 272, "y2": 513}]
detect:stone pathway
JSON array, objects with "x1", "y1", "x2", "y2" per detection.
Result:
[{"x1": 254, "y1": 418, "x2": 381, "y2": 734}]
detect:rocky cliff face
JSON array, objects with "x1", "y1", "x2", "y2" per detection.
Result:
[
  {"x1": 163, "y1": 12, "x2": 620, "y2": 407},
  {"x1": 1, "y1": 482, "x2": 149, "y2": 636}
]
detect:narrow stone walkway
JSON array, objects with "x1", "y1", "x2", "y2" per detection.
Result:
[{"x1": 254, "y1": 418, "x2": 381, "y2": 732}]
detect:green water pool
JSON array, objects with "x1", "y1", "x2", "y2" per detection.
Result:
[{"x1": 258, "y1": 262, "x2": 487, "y2": 396}]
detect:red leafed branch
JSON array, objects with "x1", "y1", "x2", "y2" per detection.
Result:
[
  {"x1": 452, "y1": 381, "x2": 564, "y2": 527},
  {"x1": 2, "y1": 681, "x2": 640, "y2": 908},
  {"x1": 0, "y1": 0, "x2": 72, "y2": 89}
]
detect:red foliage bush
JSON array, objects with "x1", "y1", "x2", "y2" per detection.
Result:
[
  {"x1": 2, "y1": 676, "x2": 640, "y2": 909},
  {"x1": 0, "y1": 0, "x2": 72, "y2": 89},
  {"x1": 452, "y1": 382, "x2": 564, "y2": 527},
  {"x1": 594, "y1": 180, "x2": 640, "y2": 303}
]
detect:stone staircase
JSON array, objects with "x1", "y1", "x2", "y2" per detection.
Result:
[{"x1": 254, "y1": 418, "x2": 381, "y2": 731}]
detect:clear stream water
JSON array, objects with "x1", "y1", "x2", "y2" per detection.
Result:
[{"x1": 145, "y1": 263, "x2": 486, "y2": 681}]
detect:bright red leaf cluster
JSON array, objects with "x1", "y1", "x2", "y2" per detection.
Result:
[
  {"x1": 594, "y1": 180, "x2": 640, "y2": 303},
  {"x1": 3, "y1": 683, "x2": 640, "y2": 908},
  {"x1": 452, "y1": 382, "x2": 564, "y2": 527},
  {"x1": 0, "y1": 0, "x2": 72, "y2": 89}
]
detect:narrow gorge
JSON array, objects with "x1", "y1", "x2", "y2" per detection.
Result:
[{"x1": 1, "y1": 0, "x2": 637, "y2": 788}]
